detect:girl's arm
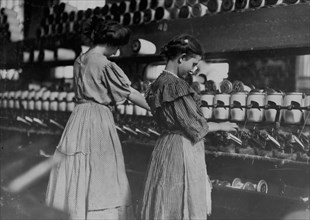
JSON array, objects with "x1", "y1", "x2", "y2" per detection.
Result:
[
  {"x1": 207, "y1": 121, "x2": 238, "y2": 132},
  {"x1": 128, "y1": 87, "x2": 150, "y2": 111}
]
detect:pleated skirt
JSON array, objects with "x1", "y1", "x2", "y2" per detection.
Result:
[
  {"x1": 46, "y1": 102, "x2": 133, "y2": 220},
  {"x1": 140, "y1": 133, "x2": 212, "y2": 220}
]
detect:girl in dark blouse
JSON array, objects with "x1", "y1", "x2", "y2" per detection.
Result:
[{"x1": 140, "y1": 34, "x2": 238, "y2": 220}]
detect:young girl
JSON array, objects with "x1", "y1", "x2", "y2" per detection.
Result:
[
  {"x1": 140, "y1": 34, "x2": 238, "y2": 220},
  {"x1": 46, "y1": 17, "x2": 149, "y2": 220}
]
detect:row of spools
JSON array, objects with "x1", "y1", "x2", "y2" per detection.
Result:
[
  {"x1": 116, "y1": 100, "x2": 153, "y2": 116},
  {"x1": 38, "y1": 0, "x2": 303, "y2": 38},
  {"x1": 0, "y1": 69, "x2": 20, "y2": 81},
  {"x1": 0, "y1": 89, "x2": 75, "y2": 112},
  {"x1": 0, "y1": 89, "x2": 153, "y2": 116},
  {"x1": 1, "y1": 89, "x2": 310, "y2": 123},
  {"x1": 201, "y1": 92, "x2": 310, "y2": 124}
]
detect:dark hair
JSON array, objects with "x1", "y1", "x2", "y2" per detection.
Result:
[
  {"x1": 82, "y1": 16, "x2": 131, "y2": 46},
  {"x1": 160, "y1": 34, "x2": 204, "y2": 60}
]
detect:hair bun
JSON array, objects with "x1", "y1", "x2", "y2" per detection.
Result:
[{"x1": 160, "y1": 45, "x2": 169, "y2": 56}]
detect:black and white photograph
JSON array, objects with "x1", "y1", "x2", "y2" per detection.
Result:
[{"x1": 0, "y1": 0, "x2": 309, "y2": 219}]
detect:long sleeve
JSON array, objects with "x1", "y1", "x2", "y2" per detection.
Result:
[{"x1": 171, "y1": 94, "x2": 209, "y2": 144}]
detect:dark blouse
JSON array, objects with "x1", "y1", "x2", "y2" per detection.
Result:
[{"x1": 146, "y1": 72, "x2": 209, "y2": 143}]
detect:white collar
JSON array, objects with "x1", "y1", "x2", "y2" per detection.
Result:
[{"x1": 163, "y1": 69, "x2": 178, "y2": 78}]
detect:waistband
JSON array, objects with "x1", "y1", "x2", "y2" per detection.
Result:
[{"x1": 75, "y1": 99, "x2": 113, "y2": 110}]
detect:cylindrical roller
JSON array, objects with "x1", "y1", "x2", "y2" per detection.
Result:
[
  {"x1": 143, "y1": 8, "x2": 155, "y2": 23},
  {"x1": 207, "y1": 0, "x2": 222, "y2": 13},
  {"x1": 155, "y1": 7, "x2": 170, "y2": 20},
  {"x1": 192, "y1": 3, "x2": 208, "y2": 17},
  {"x1": 178, "y1": 5, "x2": 192, "y2": 18}
]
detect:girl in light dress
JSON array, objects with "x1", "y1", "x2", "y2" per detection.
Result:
[{"x1": 46, "y1": 17, "x2": 150, "y2": 220}]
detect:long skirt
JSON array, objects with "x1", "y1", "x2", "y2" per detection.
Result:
[
  {"x1": 46, "y1": 102, "x2": 133, "y2": 220},
  {"x1": 140, "y1": 133, "x2": 212, "y2": 220}
]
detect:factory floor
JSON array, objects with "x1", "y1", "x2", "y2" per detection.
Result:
[{"x1": 1, "y1": 132, "x2": 308, "y2": 220}]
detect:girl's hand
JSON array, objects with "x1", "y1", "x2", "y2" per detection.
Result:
[{"x1": 219, "y1": 122, "x2": 239, "y2": 132}]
